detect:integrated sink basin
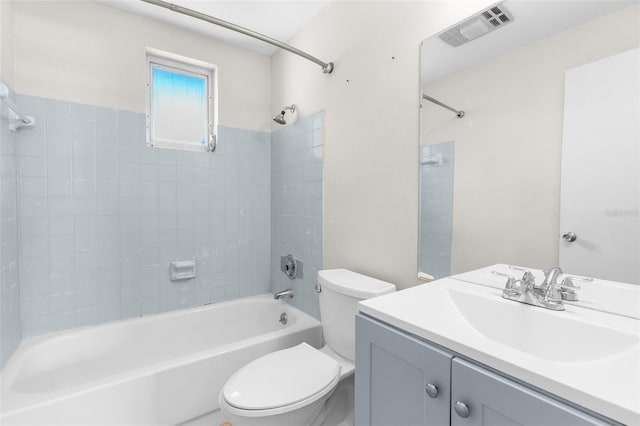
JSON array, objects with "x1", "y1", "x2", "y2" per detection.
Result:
[
  {"x1": 359, "y1": 276, "x2": 640, "y2": 425},
  {"x1": 447, "y1": 287, "x2": 639, "y2": 363}
]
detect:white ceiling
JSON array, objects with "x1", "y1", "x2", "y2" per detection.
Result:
[
  {"x1": 101, "y1": 0, "x2": 331, "y2": 56},
  {"x1": 421, "y1": 0, "x2": 639, "y2": 85}
]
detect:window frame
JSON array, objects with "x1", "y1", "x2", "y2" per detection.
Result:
[{"x1": 145, "y1": 48, "x2": 218, "y2": 152}]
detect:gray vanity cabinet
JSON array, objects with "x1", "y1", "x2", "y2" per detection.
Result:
[
  {"x1": 451, "y1": 358, "x2": 611, "y2": 426},
  {"x1": 356, "y1": 315, "x2": 616, "y2": 426},
  {"x1": 355, "y1": 315, "x2": 452, "y2": 426}
]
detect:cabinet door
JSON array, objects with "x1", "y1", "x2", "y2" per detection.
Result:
[
  {"x1": 451, "y1": 358, "x2": 614, "y2": 426},
  {"x1": 355, "y1": 315, "x2": 452, "y2": 426}
]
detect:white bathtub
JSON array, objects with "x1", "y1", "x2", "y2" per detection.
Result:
[{"x1": 0, "y1": 294, "x2": 323, "y2": 425}]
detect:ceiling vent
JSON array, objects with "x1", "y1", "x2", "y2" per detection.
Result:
[{"x1": 439, "y1": 3, "x2": 514, "y2": 47}]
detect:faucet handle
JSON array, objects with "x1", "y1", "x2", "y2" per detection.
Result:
[
  {"x1": 560, "y1": 277, "x2": 582, "y2": 289},
  {"x1": 507, "y1": 266, "x2": 535, "y2": 281},
  {"x1": 544, "y1": 280, "x2": 582, "y2": 304},
  {"x1": 493, "y1": 271, "x2": 520, "y2": 296},
  {"x1": 492, "y1": 270, "x2": 515, "y2": 285},
  {"x1": 558, "y1": 275, "x2": 591, "y2": 301},
  {"x1": 562, "y1": 274, "x2": 593, "y2": 284},
  {"x1": 502, "y1": 267, "x2": 537, "y2": 290}
]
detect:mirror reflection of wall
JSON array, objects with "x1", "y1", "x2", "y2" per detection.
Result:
[
  {"x1": 418, "y1": 142, "x2": 454, "y2": 280},
  {"x1": 419, "y1": 1, "x2": 640, "y2": 283}
]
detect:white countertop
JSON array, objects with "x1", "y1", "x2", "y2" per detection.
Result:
[{"x1": 359, "y1": 271, "x2": 640, "y2": 425}]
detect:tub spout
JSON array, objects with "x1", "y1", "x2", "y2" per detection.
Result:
[{"x1": 274, "y1": 288, "x2": 294, "y2": 300}]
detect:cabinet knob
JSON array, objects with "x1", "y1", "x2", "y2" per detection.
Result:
[
  {"x1": 425, "y1": 383, "x2": 439, "y2": 398},
  {"x1": 454, "y1": 401, "x2": 470, "y2": 418}
]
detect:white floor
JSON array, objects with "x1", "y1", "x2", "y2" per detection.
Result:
[
  {"x1": 179, "y1": 376, "x2": 355, "y2": 426},
  {"x1": 178, "y1": 410, "x2": 225, "y2": 426},
  {"x1": 318, "y1": 375, "x2": 354, "y2": 426}
]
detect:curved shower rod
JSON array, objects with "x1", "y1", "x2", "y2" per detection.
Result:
[
  {"x1": 140, "y1": 0, "x2": 334, "y2": 74},
  {"x1": 422, "y1": 94, "x2": 464, "y2": 118}
]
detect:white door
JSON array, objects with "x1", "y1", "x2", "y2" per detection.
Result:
[{"x1": 559, "y1": 48, "x2": 639, "y2": 284}]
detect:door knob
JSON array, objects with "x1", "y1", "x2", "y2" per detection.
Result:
[
  {"x1": 562, "y1": 232, "x2": 577, "y2": 242},
  {"x1": 454, "y1": 401, "x2": 470, "y2": 418}
]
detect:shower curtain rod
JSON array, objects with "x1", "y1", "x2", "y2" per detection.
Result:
[
  {"x1": 422, "y1": 94, "x2": 464, "y2": 118},
  {"x1": 140, "y1": 0, "x2": 334, "y2": 74}
]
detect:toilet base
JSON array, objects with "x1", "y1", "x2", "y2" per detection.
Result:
[
  {"x1": 313, "y1": 375, "x2": 354, "y2": 426},
  {"x1": 220, "y1": 375, "x2": 354, "y2": 426},
  {"x1": 220, "y1": 393, "x2": 328, "y2": 426}
]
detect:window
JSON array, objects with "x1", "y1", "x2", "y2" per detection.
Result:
[{"x1": 146, "y1": 49, "x2": 217, "y2": 152}]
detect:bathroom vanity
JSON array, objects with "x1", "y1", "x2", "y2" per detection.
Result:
[{"x1": 355, "y1": 266, "x2": 639, "y2": 426}]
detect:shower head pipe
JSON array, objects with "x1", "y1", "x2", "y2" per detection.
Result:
[
  {"x1": 273, "y1": 105, "x2": 296, "y2": 125},
  {"x1": 141, "y1": 0, "x2": 334, "y2": 74}
]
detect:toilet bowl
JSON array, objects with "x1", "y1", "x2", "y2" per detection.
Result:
[{"x1": 219, "y1": 269, "x2": 395, "y2": 426}]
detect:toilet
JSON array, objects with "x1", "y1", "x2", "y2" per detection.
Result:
[{"x1": 219, "y1": 269, "x2": 396, "y2": 426}]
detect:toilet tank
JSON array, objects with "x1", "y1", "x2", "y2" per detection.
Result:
[{"x1": 318, "y1": 269, "x2": 396, "y2": 361}]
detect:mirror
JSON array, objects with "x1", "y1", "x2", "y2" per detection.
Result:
[{"x1": 418, "y1": 1, "x2": 639, "y2": 283}]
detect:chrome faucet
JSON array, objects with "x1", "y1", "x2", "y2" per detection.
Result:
[
  {"x1": 274, "y1": 288, "x2": 294, "y2": 300},
  {"x1": 541, "y1": 266, "x2": 563, "y2": 289},
  {"x1": 493, "y1": 266, "x2": 590, "y2": 311}
]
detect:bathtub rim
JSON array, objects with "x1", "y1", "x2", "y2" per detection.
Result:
[
  {"x1": 3, "y1": 293, "x2": 302, "y2": 374},
  {"x1": 1, "y1": 294, "x2": 322, "y2": 417}
]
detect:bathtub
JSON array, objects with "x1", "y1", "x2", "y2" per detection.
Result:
[{"x1": 0, "y1": 294, "x2": 323, "y2": 425}]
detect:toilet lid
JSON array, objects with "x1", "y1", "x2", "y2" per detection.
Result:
[{"x1": 223, "y1": 343, "x2": 340, "y2": 410}]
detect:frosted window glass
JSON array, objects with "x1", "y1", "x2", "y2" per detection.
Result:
[{"x1": 151, "y1": 65, "x2": 208, "y2": 147}]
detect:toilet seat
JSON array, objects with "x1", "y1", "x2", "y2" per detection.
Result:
[{"x1": 222, "y1": 343, "x2": 340, "y2": 415}]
